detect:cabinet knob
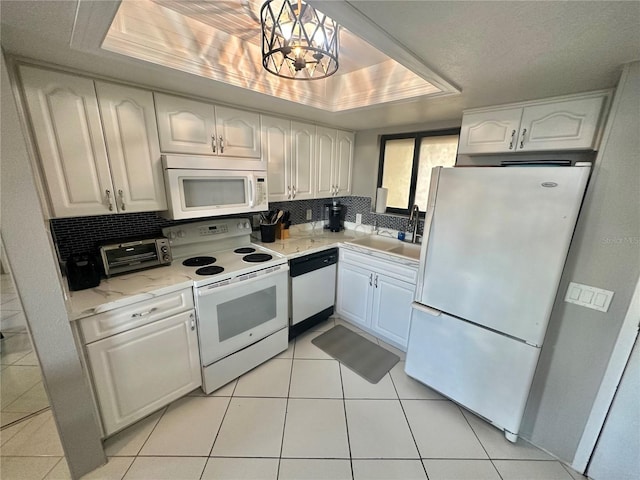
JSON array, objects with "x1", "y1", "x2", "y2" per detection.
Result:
[
  {"x1": 211, "y1": 135, "x2": 216, "y2": 153},
  {"x1": 374, "y1": 275, "x2": 378, "y2": 288},
  {"x1": 508, "y1": 129, "x2": 516, "y2": 150},
  {"x1": 219, "y1": 136, "x2": 224, "y2": 154},
  {"x1": 369, "y1": 273, "x2": 373, "y2": 286},
  {"x1": 292, "y1": 185, "x2": 296, "y2": 198}
]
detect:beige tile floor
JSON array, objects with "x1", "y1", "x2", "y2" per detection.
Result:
[
  {"x1": 0, "y1": 317, "x2": 588, "y2": 480},
  {"x1": 1, "y1": 274, "x2": 50, "y2": 428}
]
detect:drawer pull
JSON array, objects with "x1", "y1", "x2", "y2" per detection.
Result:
[{"x1": 131, "y1": 308, "x2": 157, "y2": 318}]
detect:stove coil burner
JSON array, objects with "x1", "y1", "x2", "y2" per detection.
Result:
[
  {"x1": 182, "y1": 256, "x2": 216, "y2": 267},
  {"x1": 195, "y1": 266, "x2": 225, "y2": 276},
  {"x1": 243, "y1": 253, "x2": 273, "y2": 263},
  {"x1": 234, "y1": 247, "x2": 256, "y2": 254}
]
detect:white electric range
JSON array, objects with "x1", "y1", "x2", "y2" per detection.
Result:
[{"x1": 162, "y1": 218, "x2": 289, "y2": 394}]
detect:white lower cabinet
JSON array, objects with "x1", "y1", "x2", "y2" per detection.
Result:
[
  {"x1": 336, "y1": 249, "x2": 417, "y2": 350},
  {"x1": 79, "y1": 290, "x2": 201, "y2": 436}
]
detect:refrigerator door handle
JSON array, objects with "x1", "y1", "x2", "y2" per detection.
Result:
[
  {"x1": 411, "y1": 302, "x2": 442, "y2": 316},
  {"x1": 415, "y1": 166, "x2": 441, "y2": 300}
]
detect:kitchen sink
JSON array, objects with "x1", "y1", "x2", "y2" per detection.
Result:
[
  {"x1": 388, "y1": 243, "x2": 421, "y2": 260},
  {"x1": 345, "y1": 235, "x2": 421, "y2": 260},
  {"x1": 348, "y1": 235, "x2": 400, "y2": 250}
]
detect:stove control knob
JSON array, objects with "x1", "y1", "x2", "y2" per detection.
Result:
[
  {"x1": 177, "y1": 230, "x2": 185, "y2": 238},
  {"x1": 163, "y1": 254, "x2": 171, "y2": 262},
  {"x1": 161, "y1": 246, "x2": 169, "y2": 253},
  {"x1": 238, "y1": 222, "x2": 247, "y2": 230},
  {"x1": 168, "y1": 231, "x2": 176, "y2": 240},
  {"x1": 244, "y1": 221, "x2": 251, "y2": 229}
]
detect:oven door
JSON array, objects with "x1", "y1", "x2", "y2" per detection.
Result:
[
  {"x1": 195, "y1": 267, "x2": 288, "y2": 366},
  {"x1": 163, "y1": 168, "x2": 267, "y2": 220}
]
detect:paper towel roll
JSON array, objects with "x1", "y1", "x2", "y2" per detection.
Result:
[{"x1": 375, "y1": 187, "x2": 388, "y2": 213}]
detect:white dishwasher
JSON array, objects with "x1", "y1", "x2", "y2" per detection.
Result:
[{"x1": 289, "y1": 248, "x2": 338, "y2": 339}]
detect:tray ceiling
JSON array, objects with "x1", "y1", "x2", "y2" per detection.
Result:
[{"x1": 102, "y1": 0, "x2": 454, "y2": 112}]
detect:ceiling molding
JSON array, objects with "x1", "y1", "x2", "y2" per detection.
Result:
[{"x1": 308, "y1": 0, "x2": 461, "y2": 95}]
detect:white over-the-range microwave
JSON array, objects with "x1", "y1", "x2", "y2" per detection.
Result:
[{"x1": 161, "y1": 154, "x2": 268, "y2": 220}]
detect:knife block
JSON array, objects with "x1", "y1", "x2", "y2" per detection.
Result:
[{"x1": 276, "y1": 223, "x2": 289, "y2": 239}]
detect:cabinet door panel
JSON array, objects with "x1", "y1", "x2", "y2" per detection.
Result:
[
  {"x1": 96, "y1": 82, "x2": 166, "y2": 212},
  {"x1": 155, "y1": 93, "x2": 216, "y2": 155},
  {"x1": 20, "y1": 66, "x2": 114, "y2": 217},
  {"x1": 291, "y1": 121, "x2": 315, "y2": 200},
  {"x1": 215, "y1": 106, "x2": 262, "y2": 160},
  {"x1": 86, "y1": 310, "x2": 201, "y2": 436},
  {"x1": 263, "y1": 116, "x2": 290, "y2": 201},
  {"x1": 518, "y1": 96, "x2": 605, "y2": 151},
  {"x1": 335, "y1": 130, "x2": 353, "y2": 196},
  {"x1": 336, "y1": 262, "x2": 372, "y2": 329},
  {"x1": 371, "y1": 274, "x2": 414, "y2": 349},
  {"x1": 315, "y1": 126, "x2": 336, "y2": 197},
  {"x1": 458, "y1": 108, "x2": 523, "y2": 154}
]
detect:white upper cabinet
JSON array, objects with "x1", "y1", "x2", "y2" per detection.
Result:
[
  {"x1": 316, "y1": 127, "x2": 336, "y2": 198},
  {"x1": 20, "y1": 66, "x2": 167, "y2": 217},
  {"x1": 290, "y1": 121, "x2": 315, "y2": 200},
  {"x1": 335, "y1": 130, "x2": 354, "y2": 196},
  {"x1": 155, "y1": 93, "x2": 263, "y2": 165},
  {"x1": 315, "y1": 127, "x2": 353, "y2": 198},
  {"x1": 458, "y1": 92, "x2": 609, "y2": 155},
  {"x1": 263, "y1": 117, "x2": 315, "y2": 202},
  {"x1": 458, "y1": 108, "x2": 523, "y2": 154},
  {"x1": 517, "y1": 96, "x2": 606, "y2": 152},
  {"x1": 263, "y1": 115, "x2": 290, "y2": 201},
  {"x1": 20, "y1": 66, "x2": 115, "y2": 217},
  {"x1": 95, "y1": 82, "x2": 166, "y2": 213}
]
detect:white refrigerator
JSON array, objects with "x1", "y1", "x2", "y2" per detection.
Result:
[{"x1": 405, "y1": 165, "x2": 590, "y2": 442}]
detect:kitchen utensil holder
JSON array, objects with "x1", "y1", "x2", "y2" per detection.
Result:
[{"x1": 260, "y1": 224, "x2": 276, "y2": 243}]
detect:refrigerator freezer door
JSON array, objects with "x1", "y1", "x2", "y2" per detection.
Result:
[
  {"x1": 418, "y1": 166, "x2": 588, "y2": 345},
  {"x1": 405, "y1": 306, "x2": 540, "y2": 436}
]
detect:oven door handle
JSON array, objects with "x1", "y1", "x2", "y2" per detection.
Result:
[{"x1": 197, "y1": 267, "x2": 288, "y2": 297}]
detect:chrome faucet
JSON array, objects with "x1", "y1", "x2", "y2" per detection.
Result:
[{"x1": 408, "y1": 204, "x2": 421, "y2": 243}]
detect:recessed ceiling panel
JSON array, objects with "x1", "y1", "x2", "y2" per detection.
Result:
[{"x1": 102, "y1": 0, "x2": 446, "y2": 111}]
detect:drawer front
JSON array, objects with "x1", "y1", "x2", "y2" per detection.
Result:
[
  {"x1": 340, "y1": 249, "x2": 418, "y2": 284},
  {"x1": 80, "y1": 289, "x2": 194, "y2": 343}
]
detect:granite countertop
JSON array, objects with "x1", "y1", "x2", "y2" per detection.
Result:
[
  {"x1": 66, "y1": 222, "x2": 418, "y2": 322},
  {"x1": 66, "y1": 266, "x2": 194, "y2": 322},
  {"x1": 251, "y1": 222, "x2": 369, "y2": 259}
]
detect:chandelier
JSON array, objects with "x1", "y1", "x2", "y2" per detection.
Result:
[{"x1": 260, "y1": 0, "x2": 339, "y2": 80}]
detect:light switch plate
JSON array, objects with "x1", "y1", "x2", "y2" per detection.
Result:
[
  {"x1": 306, "y1": 209, "x2": 312, "y2": 220},
  {"x1": 565, "y1": 282, "x2": 614, "y2": 312},
  {"x1": 355, "y1": 213, "x2": 362, "y2": 224}
]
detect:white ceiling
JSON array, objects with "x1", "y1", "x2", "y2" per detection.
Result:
[{"x1": 1, "y1": 1, "x2": 639, "y2": 131}]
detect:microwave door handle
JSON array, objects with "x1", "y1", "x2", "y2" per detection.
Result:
[{"x1": 248, "y1": 176, "x2": 255, "y2": 208}]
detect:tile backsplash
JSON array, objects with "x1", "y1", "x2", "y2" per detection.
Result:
[{"x1": 50, "y1": 196, "x2": 413, "y2": 262}]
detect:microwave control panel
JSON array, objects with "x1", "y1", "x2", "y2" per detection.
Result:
[{"x1": 256, "y1": 177, "x2": 267, "y2": 205}]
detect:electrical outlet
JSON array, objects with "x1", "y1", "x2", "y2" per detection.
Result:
[
  {"x1": 306, "y1": 209, "x2": 312, "y2": 220},
  {"x1": 355, "y1": 213, "x2": 362, "y2": 224}
]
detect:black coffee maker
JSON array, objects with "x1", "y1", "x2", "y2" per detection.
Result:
[{"x1": 325, "y1": 200, "x2": 343, "y2": 232}]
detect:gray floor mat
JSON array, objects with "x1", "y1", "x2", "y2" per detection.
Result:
[{"x1": 311, "y1": 325, "x2": 400, "y2": 384}]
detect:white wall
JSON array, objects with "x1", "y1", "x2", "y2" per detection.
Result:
[
  {"x1": 0, "y1": 52, "x2": 106, "y2": 478},
  {"x1": 587, "y1": 337, "x2": 640, "y2": 479},
  {"x1": 521, "y1": 61, "x2": 640, "y2": 463}
]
